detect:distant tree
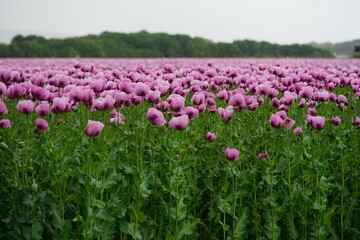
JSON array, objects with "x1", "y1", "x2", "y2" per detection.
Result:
[
  {"x1": 0, "y1": 44, "x2": 11, "y2": 57},
  {"x1": 1, "y1": 31, "x2": 336, "y2": 58}
]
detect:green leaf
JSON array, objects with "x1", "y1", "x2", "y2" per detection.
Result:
[
  {"x1": 178, "y1": 218, "x2": 200, "y2": 239},
  {"x1": 232, "y1": 208, "x2": 248, "y2": 238},
  {"x1": 129, "y1": 207, "x2": 148, "y2": 224},
  {"x1": 170, "y1": 197, "x2": 187, "y2": 221}
]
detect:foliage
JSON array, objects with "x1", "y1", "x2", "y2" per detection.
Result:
[
  {"x1": 0, "y1": 58, "x2": 359, "y2": 239},
  {"x1": 0, "y1": 31, "x2": 335, "y2": 58}
]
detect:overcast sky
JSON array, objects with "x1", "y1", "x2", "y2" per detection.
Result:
[{"x1": 0, "y1": 0, "x2": 359, "y2": 44}]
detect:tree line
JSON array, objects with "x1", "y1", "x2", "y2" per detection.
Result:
[{"x1": 0, "y1": 31, "x2": 335, "y2": 58}]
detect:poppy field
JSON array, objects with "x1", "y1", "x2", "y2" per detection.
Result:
[{"x1": 0, "y1": 58, "x2": 360, "y2": 239}]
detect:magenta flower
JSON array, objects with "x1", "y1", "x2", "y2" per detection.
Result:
[
  {"x1": 351, "y1": 117, "x2": 360, "y2": 126},
  {"x1": 0, "y1": 119, "x2": 11, "y2": 129},
  {"x1": 336, "y1": 95, "x2": 349, "y2": 105},
  {"x1": 94, "y1": 95, "x2": 115, "y2": 111},
  {"x1": 109, "y1": 115, "x2": 125, "y2": 126},
  {"x1": 145, "y1": 90, "x2": 161, "y2": 104},
  {"x1": 191, "y1": 92, "x2": 205, "y2": 105},
  {"x1": 205, "y1": 132, "x2": 217, "y2": 142},
  {"x1": 269, "y1": 114, "x2": 285, "y2": 128},
  {"x1": 228, "y1": 94, "x2": 246, "y2": 109},
  {"x1": 35, "y1": 118, "x2": 50, "y2": 132},
  {"x1": 0, "y1": 82, "x2": 6, "y2": 95},
  {"x1": 293, "y1": 127, "x2": 303, "y2": 136},
  {"x1": 31, "y1": 85, "x2": 50, "y2": 101},
  {"x1": 308, "y1": 116, "x2": 325, "y2": 130},
  {"x1": 331, "y1": 116, "x2": 342, "y2": 126},
  {"x1": 217, "y1": 89, "x2": 229, "y2": 101},
  {"x1": 6, "y1": 84, "x2": 26, "y2": 99},
  {"x1": 119, "y1": 81, "x2": 133, "y2": 94},
  {"x1": 256, "y1": 153, "x2": 268, "y2": 159},
  {"x1": 275, "y1": 110, "x2": 287, "y2": 120},
  {"x1": 184, "y1": 106, "x2": 199, "y2": 120},
  {"x1": 84, "y1": 120, "x2": 105, "y2": 137},
  {"x1": 285, "y1": 118, "x2": 296, "y2": 129},
  {"x1": 16, "y1": 100, "x2": 35, "y2": 114},
  {"x1": 225, "y1": 148, "x2": 240, "y2": 162},
  {"x1": 197, "y1": 104, "x2": 207, "y2": 114},
  {"x1": 247, "y1": 101, "x2": 259, "y2": 111},
  {"x1": 307, "y1": 108, "x2": 317, "y2": 116},
  {"x1": 52, "y1": 97, "x2": 71, "y2": 114},
  {"x1": 134, "y1": 83, "x2": 150, "y2": 97},
  {"x1": 299, "y1": 86, "x2": 313, "y2": 99},
  {"x1": 169, "y1": 96, "x2": 185, "y2": 112},
  {"x1": 281, "y1": 94, "x2": 296, "y2": 106},
  {"x1": 270, "y1": 98, "x2": 280, "y2": 108},
  {"x1": 317, "y1": 91, "x2": 329, "y2": 102},
  {"x1": 298, "y1": 99, "x2": 307, "y2": 108},
  {"x1": 146, "y1": 108, "x2": 167, "y2": 126},
  {"x1": 30, "y1": 74, "x2": 46, "y2": 87},
  {"x1": 0, "y1": 101, "x2": 8, "y2": 115},
  {"x1": 169, "y1": 115, "x2": 190, "y2": 130},
  {"x1": 218, "y1": 106, "x2": 234, "y2": 121},
  {"x1": 91, "y1": 79, "x2": 105, "y2": 93},
  {"x1": 35, "y1": 102, "x2": 50, "y2": 116}
]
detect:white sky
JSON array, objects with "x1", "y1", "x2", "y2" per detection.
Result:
[{"x1": 0, "y1": 0, "x2": 359, "y2": 44}]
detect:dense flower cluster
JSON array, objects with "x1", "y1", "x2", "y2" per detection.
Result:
[{"x1": 0, "y1": 58, "x2": 359, "y2": 161}]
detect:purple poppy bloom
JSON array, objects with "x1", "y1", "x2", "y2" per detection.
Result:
[
  {"x1": 298, "y1": 99, "x2": 307, "y2": 108},
  {"x1": 6, "y1": 84, "x2": 26, "y2": 99},
  {"x1": 0, "y1": 82, "x2": 6, "y2": 95},
  {"x1": 169, "y1": 115, "x2": 190, "y2": 130},
  {"x1": 308, "y1": 116, "x2": 325, "y2": 130},
  {"x1": 146, "y1": 108, "x2": 167, "y2": 126},
  {"x1": 169, "y1": 96, "x2": 185, "y2": 112},
  {"x1": 16, "y1": 100, "x2": 35, "y2": 114},
  {"x1": 52, "y1": 97, "x2": 71, "y2": 114},
  {"x1": 307, "y1": 108, "x2": 317, "y2": 116},
  {"x1": 217, "y1": 89, "x2": 229, "y2": 101},
  {"x1": 293, "y1": 127, "x2": 303, "y2": 136},
  {"x1": 35, "y1": 118, "x2": 50, "y2": 132},
  {"x1": 218, "y1": 106, "x2": 234, "y2": 121},
  {"x1": 109, "y1": 114, "x2": 125, "y2": 126},
  {"x1": 225, "y1": 148, "x2": 240, "y2": 162},
  {"x1": 94, "y1": 95, "x2": 115, "y2": 111},
  {"x1": 184, "y1": 106, "x2": 199, "y2": 120},
  {"x1": 269, "y1": 114, "x2": 285, "y2": 128},
  {"x1": 270, "y1": 98, "x2": 280, "y2": 108},
  {"x1": 91, "y1": 79, "x2": 105, "y2": 93},
  {"x1": 197, "y1": 103, "x2": 206, "y2": 113},
  {"x1": 299, "y1": 86, "x2": 313, "y2": 99},
  {"x1": 30, "y1": 74, "x2": 46, "y2": 87},
  {"x1": 256, "y1": 153, "x2": 268, "y2": 159},
  {"x1": 134, "y1": 83, "x2": 150, "y2": 97},
  {"x1": 285, "y1": 118, "x2": 296, "y2": 129},
  {"x1": 35, "y1": 102, "x2": 50, "y2": 116},
  {"x1": 351, "y1": 117, "x2": 360, "y2": 126},
  {"x1": 119, "y1": 81, "x2": 133, "y2": 94},
  {"x1": 31, "y1": 85, "x2": 50, "y2": 101},
  {"x1": 191, "y1": 92, "x2": 206, "y2": 105},
  {"x1": 145, "y1": 90, "x2": 161, "y2": 104},
  {"x1": 228, "y1": 94, "x2": 246, "y2": 110},
  {"x1": 336, "y1": 95, "x2": 349, "y2": 105},
  {"x1": 0, "y1": 119, "x2": 11, "y2": 129},
  {"x1": 0, "y1": 101, "x2": 8, "y2": 115},
  {"x1": 331, "y1": 116, "x2": 342, "y2": 126},
  {"x1": 205, "y1": 132, "x2": 217, "y2": 142},
  {"x1": 84, "y1": 120, "x2": 105, "y2": 137}
]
